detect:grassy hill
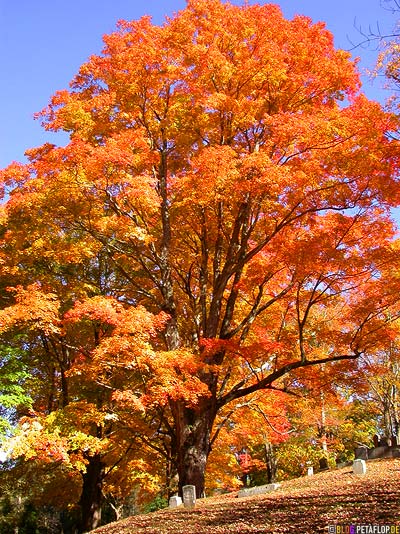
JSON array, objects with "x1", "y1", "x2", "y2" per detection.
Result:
[{"x1": 93, "y1": 458, "x2": 400, "y2": 533}]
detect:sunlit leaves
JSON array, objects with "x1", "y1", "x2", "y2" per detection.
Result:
[{"x1": 0, "y1": 284, "x2": 62, "y2": 337}]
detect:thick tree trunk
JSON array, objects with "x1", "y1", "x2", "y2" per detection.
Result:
[
  {"x1": 79, "y1": 454, "x2": 105, "y2": 533},
  {"x1": 173, "y1": 400, "x2": 217, "y2": 498}
]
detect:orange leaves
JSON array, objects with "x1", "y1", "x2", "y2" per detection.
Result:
[
  {"x1": 180, "y1": 1, "x2": 359, "y2": 123},
  {"x1": 206, "y1": 390, "x2": 291, "y2": 492},
  {"x1": 177, "y1": 146, "x2": 289, "y2": 209},
  {"x1": 65, "y1": 298, "x2": 167, "y2": 383},
  {"x1": 237, "y1": 150, "x2": 281, "y2": 196},
  {"x1": 0, "y1": 284, "x2": 62, "y2": 336},
  {"x1": 144, "y1": 348, "x2": 211, "y2": 406},
  {"x1": 111, "y1": 390, "x2": 145, "y2": 412},
  {"x1": 0, "y1": 160, "x2": 31, "y2": 194},
  {"x1": 65, "y1": 296, "x2": 123, "y2": 327},
  {"x1": 65, "y1": 295, "x2": 208, "y2": 407},
  {"x1": 33, "y1": 0, "x2": 363, "y2": 167}
]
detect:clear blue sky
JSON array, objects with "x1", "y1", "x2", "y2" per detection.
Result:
[{"x1": 0, "y1": 0, "x2": 397, "y2": 169}]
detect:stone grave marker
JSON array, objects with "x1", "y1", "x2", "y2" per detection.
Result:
[
  {"x1": 182, "y1": 485, "x2": 196, "y2": 509},
  {"x1": 307, "y1": 466, "x2": 314, "y2": 476},
  {"x1": 353, "y1": 458, "x2": 367, "y2": 475},
  {"x1": 169, "y1": 495, "x2": 182, "y2": 508},
  {"x1": 238, "y1": 483, "x2": 280, "y2": 498}
]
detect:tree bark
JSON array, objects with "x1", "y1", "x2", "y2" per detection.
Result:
[
  {"x1": 264, "y1": 442, "x2": 277, "y2": 483},
  {"x1": 79, "y1": 454, "x2": 105, "y2": 533},
  {"x1": 173, "y1": 400, "x2": 217, "y2": 498}
]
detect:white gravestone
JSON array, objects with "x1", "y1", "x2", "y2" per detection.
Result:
[
  {"x1": 182, "y1": 485, "x2": 196, "y2": 509},
  {"x1": 169, "y1": 495, "x2": 182, "y2": 508},
  {"x1": 307, "y1": 466, "x2": 314, "y2": 476},
  {"x1": 353, "y1": 459, "x2": 367, "y2": 475},
  {"x1": 238, "y1": 483, "x2": 280, "y2": 498}
]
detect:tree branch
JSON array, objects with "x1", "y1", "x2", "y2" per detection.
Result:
[{"x1": 217, "y1": 351, "x2": 360, "y2": 409}]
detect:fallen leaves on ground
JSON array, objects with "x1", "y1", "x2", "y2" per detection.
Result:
[{"x1": 93, "y1": 458, "x2": 400, "y2": 533}]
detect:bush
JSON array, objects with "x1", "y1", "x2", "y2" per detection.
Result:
[{"x1": 143, "y1": 495, "x2": 168, "y2": 513}]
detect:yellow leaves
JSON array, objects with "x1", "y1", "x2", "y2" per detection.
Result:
[
  {"x1": 375, "y1": 32, "x2": 400, "y2": 111},
  {"x1": 7, "y1": 418, "x2": 70, "y2": 465},
  {"x1": 60, "y1": 100, "x2": 95, "y2": 139},
  {"x1": 38, "y1": 90, "x2": 95, "y2": 138},
  {"x1": 206, "y1": 439, "x2": 243, "y2": 491},
  {"x1": 0, "y1": 205, "x2": 7, "y2": 227},
  {"x1": 7, "y1": 403, "x2": 111, "y2": 475},
  {"x1": 48, "y1": 401, "x2": 109, "y2": 434}
]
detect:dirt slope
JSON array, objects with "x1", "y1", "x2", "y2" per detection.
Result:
[{"x1": 93, "y1": 458, "x2": 400, "y2": 533}]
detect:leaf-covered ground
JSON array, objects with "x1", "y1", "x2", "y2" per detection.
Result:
[{"x1": 94, "y1": 458, "x2": 400, "y2": 533}]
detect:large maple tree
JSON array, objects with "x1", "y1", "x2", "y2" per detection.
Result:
[{"x1": 1, "y1": 0, "x2": 400, "y2": 530}]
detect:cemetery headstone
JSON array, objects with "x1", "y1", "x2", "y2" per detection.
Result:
[
  {"x1": 353, "y1": 459, "x2": 367, "y2": 475},
  {"x1": 238, "y1": 483, "x2": 280, "y2": 498},
  {"x1": 182, "y1": 485, "x2": 196, "y2": 509},
  {"x1": 307, "y1": 466, "x2": 314, "y2": 476},
  {"x1": 373, "y1": 434, "x2": 380, "y2": 448},
  {"x1": 169, "y1": 496, "x2": 182, "y2": 508}
]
